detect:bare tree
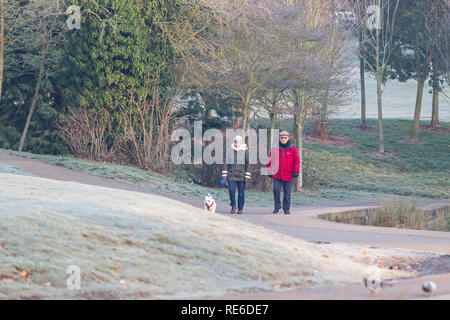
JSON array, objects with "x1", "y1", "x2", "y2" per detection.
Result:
[
  {"x1": 57, "y1": 106, "x2": 120, "y2": 161},
  {"x1": 315, "y1": 8, "x2": 355, "y2": 140},
  {"x1": 0, "y1": 0, "x2": 28, "y2": 100},
  {"x1": 352, "y1": 0, "x2": 400, "y2": 153},
  {"x1": 429, "y1": 0, "x2": 449, "y2": 128},
  {"x1": 116, "y1": 67, "x2": 180, "y2": 171},
  {"x1": 18, "y1": 0, "x2": 66, "y2": 151},
  {"x1": 281, "y1": 0, "x2": 353, "y2": 191},
  {"x1": 0, "y1": 0, "x2": 4, "y2": 100},
  {"x1": 163, "y1": 0, "x2": 317, "y2": 132}
]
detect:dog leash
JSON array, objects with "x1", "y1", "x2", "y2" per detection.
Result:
[{"x1": 213, "y1": 179, "x2": 227, "y2": 201}]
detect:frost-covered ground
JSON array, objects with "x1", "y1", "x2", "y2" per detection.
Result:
[
  {"x1": 0, "y1": 172, "x2": 432, "y2": 299},
  {"x1": 0, "y1": 162, "x2": 33, "y2": 176}
]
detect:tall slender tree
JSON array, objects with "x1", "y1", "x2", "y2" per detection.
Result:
[
  {"x1": 18, "y1": 0, "x2": 66, "y2": 151},
  {"x1": 167, "y1": 0, "x2": 317, "y2": 132},
  {"x1": 352, "y1": 0, "x2": 400, "y2": 153},
  {"x1": 0, "y1": 0, "x2": 27, "y2": 101},
  {"x1": 429, "y1": 0, "x2": 449, "y2": 128},
  {"x1": 388, "y1": 0, "x2": 437, "y2": 140}
]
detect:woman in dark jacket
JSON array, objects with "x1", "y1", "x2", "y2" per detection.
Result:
[{"x1": 222, "y1": 135, "x2": 251, "y2": 214}]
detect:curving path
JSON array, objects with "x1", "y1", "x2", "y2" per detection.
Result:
[{"x1": 1, "y1": 151, "x2": 449, "y2": 299}]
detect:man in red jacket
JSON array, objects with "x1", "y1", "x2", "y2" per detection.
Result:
[{"x1": 267, "y1": 131, "x2": 300, "y2": 214}]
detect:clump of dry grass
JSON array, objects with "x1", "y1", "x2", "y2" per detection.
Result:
[
  {"x1": 425, "y1": 206, "x2": 450, "y2": 232},
  {"x1": 320, "y1": 199, "x2": 449, "y2": 232},
  {"x1": 369, "y1": 199, "x2": 424, "y2": 229}
]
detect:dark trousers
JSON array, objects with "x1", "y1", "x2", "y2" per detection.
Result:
[
  {"x1": 228, "y1": 180, "x2": 245, "y2": 211},
  {"x1": 273, "y1": 179, "x2": 292, "y2": 212}
]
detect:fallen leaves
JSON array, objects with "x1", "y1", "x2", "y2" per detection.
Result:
[{"x1": 1, "y1": 277, "x2": 15, "y2": 284}]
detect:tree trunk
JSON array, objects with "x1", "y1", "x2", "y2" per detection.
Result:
[
  {"x1": 411, "y1": 77, "x2": 425, "y2": 140},
  {"x1": 19, "y1": 50, "x2": 46, "y2": 152},
  {"x1": 0, "y1": 0, "x2": 4, "y2": 100},
  {"x1": 375, "y1": 27, "x2": 384, "y2": 154},
  {"x1": 376, "y1": 75, "x2": 384, "y2": 154},
  {"x1": 318, "y1": 88, "x2": 329, "y2": 140},
  {"x1": 318, "y1": 109, "x2": 328, "y2": 140},
  {"x1": 204, "y1": 108, "x2": 212, "y2": 124},
  {"x1": 359, "y1": 30, "x2": 366, "y2": 127},
  {"x1": 269, "y1": 111, "x2": 276, "y2": 150},
  {"x1": 295, "y1": 113, "x2": 303, "y2": 192},
  {"x1": 431, "y1": 60, "x2": 439, "y2": 128},
  {"x1": 431, "y1": 87, "x2": 439, "y2": 128},
  {"x1": 241, "y1": 98, "x2": 249, "y2": 132},
  {"x1": 234, "y1": 111, "x2": 240, "y2": 130}
]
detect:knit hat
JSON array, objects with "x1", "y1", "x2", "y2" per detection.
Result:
[
  {"x1": 279, "y1": 130, "x2": 290, "y2": 137},
  {"x1": 233, "y1": 135, "x2": 242, "y2": 142}
]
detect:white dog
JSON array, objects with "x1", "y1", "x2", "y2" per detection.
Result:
[{"x1": 204, "y1": 193, "x2": 216, "y2": 213}]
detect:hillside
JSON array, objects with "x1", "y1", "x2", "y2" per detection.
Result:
[{"x1": 0, "y1": 169, "x2": 424, "y2": 299}]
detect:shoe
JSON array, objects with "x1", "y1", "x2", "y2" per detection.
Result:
[
  {"x1": 237, "y1": 210, "x2": 243, "y2": 214},
  {"x1": 284, "y1": 211, "x2": 291, "y2": 215},
  {"x1": 272, "y1": 209, "x2": 280, "y2": 214},
  {"x1": 230, "y1": 206, "x2": 236, "y2": 214}
]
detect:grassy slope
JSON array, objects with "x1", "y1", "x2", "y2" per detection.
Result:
[
  {"x1": 1, "y1": 120, "x2": 448, "y2": 207},
  {"x1": 0, "y1": 172, "x2": 421, "y2": 299}
]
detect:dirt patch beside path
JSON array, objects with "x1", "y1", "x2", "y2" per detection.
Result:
[
  {"x1": 349, "y1": 125, "x2": 377, "y2": 133},
  {"x1": 420, "y1": 125, "x2": 450, "y2": 134},
  {"x1": 399, "y1": 138, "x2": 426, "y2": 145},
  {"x1": 366, "y1": 151, "x2": 399, "y2": 158},
  {"x1": 303, "y1": 134, "x2": 356, "y2": 148}
]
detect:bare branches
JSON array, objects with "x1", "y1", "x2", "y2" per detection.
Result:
[
  {"x1": 57, "y1": 106, "x2": 120, "y2": 162},
  {"x1": 116, "y1": 67, "x2": 180, "y2": 171}
]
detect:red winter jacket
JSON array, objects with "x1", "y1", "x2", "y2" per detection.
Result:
[{"x1": 267, "y1": 141, "x2": 300, "y2": 181}]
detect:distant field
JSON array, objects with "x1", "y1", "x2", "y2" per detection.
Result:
[{"x1": 336, "y1": 71, "x2": 450, "y2": 121}]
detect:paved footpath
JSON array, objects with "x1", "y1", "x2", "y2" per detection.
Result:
[{"x1": 1, "y1": 151, "x2": 449, "y2": 299}]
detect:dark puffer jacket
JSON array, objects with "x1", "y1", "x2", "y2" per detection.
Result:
[{"x1": 222, "y1": 145, "x2": 250, "y2": 182}]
